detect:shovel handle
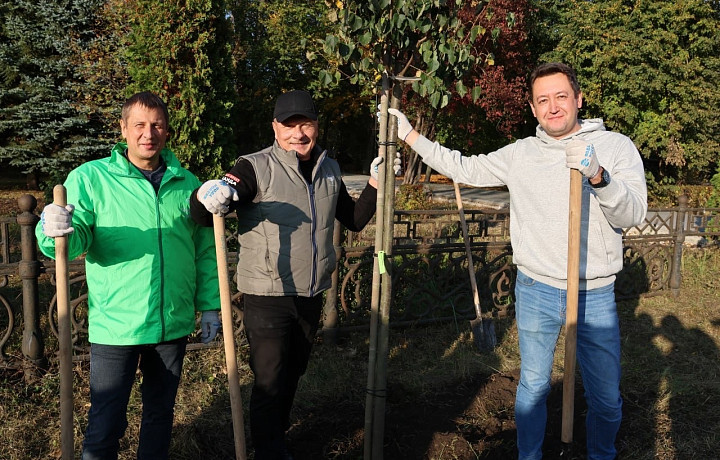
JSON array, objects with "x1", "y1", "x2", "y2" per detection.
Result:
[
  {"x1": 561, "y1": 169, "x2": 582, "y2": 444},
  {"x1": 453, "y1": 182, "x2": 482, "y2": 317},
  {"x1": 213, "y1": 214, "x2": 247, "y2": 459},
  {"x1": 53, "y1": 185, "x2": 74, "y2": 459}
]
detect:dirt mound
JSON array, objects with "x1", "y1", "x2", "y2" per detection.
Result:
[{"x1": 286, "y1": 369, "x2": 597, "y2": 459}]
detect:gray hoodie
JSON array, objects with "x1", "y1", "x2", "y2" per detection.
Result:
[{"x1": 411, "y1": 119, "x2": 647, "y2": 290}]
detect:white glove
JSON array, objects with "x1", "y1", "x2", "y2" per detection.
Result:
[
  {"x1": 197, "y1": 180, "x2": 239, "y2": 215},
  {"x1": 565, "y1": 140, "x2": 600, "y2": 179},
  {"x1": 387, "y1": 108, "x2": 413, "y2": 141},
  {"x1": 370, "y1": 156, "x2": 384, "y2": 182},
  {"x1": 40, "y1": 204, "x2": 75, "y2": 237},
  {"x1": 393, "y1": 152, "x2": 402, "y2": 176},
  {"x1": 201, "y1": 310, "x2": 221, "y2": 343}
]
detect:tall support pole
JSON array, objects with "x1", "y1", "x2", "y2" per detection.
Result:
[
  {"x1": 364, "y1": 73, "x2": 391, "y2": 460},
  {"x1": 370, "y1": 83, "x2": 401, "y2": 459}
]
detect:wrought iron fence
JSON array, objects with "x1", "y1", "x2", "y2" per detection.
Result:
[{"x1": 1, "y1": 193, "x2": 718, "y2": 378}]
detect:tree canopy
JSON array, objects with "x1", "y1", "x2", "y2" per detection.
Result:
[
  {"x1": 321, "y1": 0, "x2": 534, "y2": 182},
  {"x1": 0, "y1": 0, "x2": 718, "y2": 190}
]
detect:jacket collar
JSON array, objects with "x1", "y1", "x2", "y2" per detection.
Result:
[
  {"x1": 271, "y1": 140, "x2": 326, "y2": 167},
  {"x1": 535, "y1": 118, "x2": 606, "y2": 144},
  {"x1": 109, "y1": 142, "x2": 183, "y2": 179}
]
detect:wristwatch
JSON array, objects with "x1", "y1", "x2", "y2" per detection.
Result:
[{"x1": 590, "y1": 168, "x2": 610, "y2": 188}]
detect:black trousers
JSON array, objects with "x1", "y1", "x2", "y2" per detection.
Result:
[{"x1": 243, "y1": 293, "x2": 323, "y2": 457}]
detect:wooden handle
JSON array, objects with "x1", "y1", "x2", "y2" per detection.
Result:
[
  {"x1": 53, "y1": 185, "x2": 74, "y2": 459},
  {"x1": 561, "y1": 169, "x2": 583, "y2": 444},
  {"x1": 453, "y1": 182, "x2": 482, "y2": 317},
  {"x1": 213, "y1": 214, "x2": 247, "y2": 459}
]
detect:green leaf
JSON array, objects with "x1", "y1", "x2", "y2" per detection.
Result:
[
  {"x1": 324, "y1": 34, "x2": 339, "y2": 53},
  {"x1": 429, "y1": 91, "x2": 441, "y2": 108},
  {"x1": 472, "y1": 85, "x2": 482, "y2": 102},
  {"x1": 440, "y1": 93, "x2": 449, "y2": 108},
  {"x1": 456, "y1": 80, "x2": 467, "y2": 98},
  {"x1": 339, "y1": 42, "x2": 354, "y2": 58},
  {"x1": 412, "y1": 80, "x2": 421, "y2": 94},
  {"x1": 425, "y1": 77, "x2": 436, "y2": 93}
]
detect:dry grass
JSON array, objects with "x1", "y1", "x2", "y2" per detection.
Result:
[{"x1": 1, "y1": 249, "x2": 719, "y2": 459}]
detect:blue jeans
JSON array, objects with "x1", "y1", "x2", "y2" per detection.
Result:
[
  {"x1": 81, "y1": 337, "x2": 187, "y2": 460},
  {"x1": 514, "y1": 271, "x2": 622, "y2": 460}
]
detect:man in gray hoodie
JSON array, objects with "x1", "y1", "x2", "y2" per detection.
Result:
[{"x1": 388, "y1": 62, "x2": 647, "y2": 460}]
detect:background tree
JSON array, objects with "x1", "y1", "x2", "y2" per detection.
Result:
[
  {"x1": 119, "y1": 0, "x2": 239, "y2": 180},
  {"x1": 0, "y1": 0, "x2": 108, "y2": 188},
  {"x1": 539, "y1": 0, "x2": 720, "y2": 185},
  {"x1": 434, "y1": 0, "x2": 533, "y2": 158},
  {"x1": 228, "y1": 0, "x2": 376, "y2": 173},
  {"x1": 229, "y1": 0, "x2": 332, "y2": 152},
  {"x1": 70, "y1": 0, "x2": 131, "y2": 149},
  {"x1": 322, "y1": 0, "x2": 533, "y2": 183}
]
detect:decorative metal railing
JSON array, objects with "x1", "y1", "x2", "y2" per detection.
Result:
[{"x1": 1, "y1": 194, "x2": 718, "y2": 378}]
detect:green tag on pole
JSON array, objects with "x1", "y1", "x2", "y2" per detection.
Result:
[{"x1": 378, "y1": 251, "x2": 386, "y2": 274}]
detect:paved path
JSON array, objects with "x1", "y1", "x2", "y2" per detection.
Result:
[{"x1": 342, "y1": 174, "x2": 509, "y2": 210}]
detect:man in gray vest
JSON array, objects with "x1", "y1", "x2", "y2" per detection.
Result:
[{"x1": 190, "y1": 90, "x2": 381, "y2": 460}]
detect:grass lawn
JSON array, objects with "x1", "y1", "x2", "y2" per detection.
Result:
[{"x1": 1, "y1": 179, "x2": 718, "y2": 459}]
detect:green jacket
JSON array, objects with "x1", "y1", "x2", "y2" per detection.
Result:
[{"x1": 36, "y1": 143, "x2": 219, "y2": 345}]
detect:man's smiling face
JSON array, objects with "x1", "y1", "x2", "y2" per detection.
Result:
[
  {"x1": 529, "y1": 72, "x2": 583, "y2": 139},
  {"x1": 272, "y1": 115, "x2": 319, "y2": 160},
  {"x1": 120, "y1": 104, "x2": 169, "y2": 169}
]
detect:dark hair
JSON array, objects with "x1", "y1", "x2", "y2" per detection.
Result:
[
  {"x1": 121, "y1": 92, "x2": 170, "y2": 127},
  {"x1": 528, "y1": 62, "x2": 581, "y2": 101}
]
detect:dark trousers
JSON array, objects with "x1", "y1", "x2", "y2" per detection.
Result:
[
  {"x1": 81, "y1": 337, "x2": 187, "y2": 460},
  {"x1": 243, "y1": 293, "x2": 323, "y2": 458}
]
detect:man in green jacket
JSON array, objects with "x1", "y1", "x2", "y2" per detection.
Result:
[{"x1": 36, "y1": 92, "x2": 221, "y2": 460}]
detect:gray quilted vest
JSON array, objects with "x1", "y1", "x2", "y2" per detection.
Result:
[{"x1": 235, "y1": 142, "x2": 342, "y2": 297}]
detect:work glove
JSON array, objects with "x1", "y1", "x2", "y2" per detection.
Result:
[
  {"x1": 376, "y1": 106, "x2": 414, "y2": 142},
  {"x1": 393, "y1": 152, "x2": 402, "y2": 176},
  {"x1": 565, "y1": 139, "x2": 600, "y2": 179},
  {"x1": 387, "y1": 108, "x2": 413, "y2": 141},
  {"x1": 197, "y1": 180, "x2": 239, "y2": 215},
  {"x1": 40, "y1": 203, "x2": 75, "y2": 237},
  {"x1": 201, "y1": 310, "x2": 221, "y2": 344},
  {"x1": 370, "y1": 156, "x2": 384, "y2": 182}
]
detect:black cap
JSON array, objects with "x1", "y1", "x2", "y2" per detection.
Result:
[{"x1": 273, "y1": 90, "x2": 318, "y2": 123}]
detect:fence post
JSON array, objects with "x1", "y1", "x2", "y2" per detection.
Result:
[
  {"x1": 669, "y1": 194, "x2": 688, "y2": 297},
  {"x1": 17, "y1": 194, "x2": 47, "y2": 380},
  {"x1": 322, "y1": 224, "x2": 343, "y2": 345}
]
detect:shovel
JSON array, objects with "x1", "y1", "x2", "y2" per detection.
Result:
[
  {"x1": 561, "y1": 169, "x2": 582, "y2": 454},
  {"x1": 453, "y1": 181, "x2": 497, "y2": 352},
  {"x1": 213, "y1": 214, "x2": 247, "y2": 460},
  {"x1": 53, "y1": 184, "x2": 74, "y2": 459}
]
